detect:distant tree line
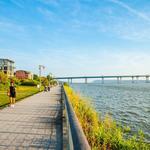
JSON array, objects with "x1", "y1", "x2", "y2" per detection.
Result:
[{"x1": 0, "y1": 71, "x2": 57, "y2": 88}]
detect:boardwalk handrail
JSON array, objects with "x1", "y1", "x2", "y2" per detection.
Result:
[{"x1": 62, "y1": 85, "x2": 91, "y2": 150}]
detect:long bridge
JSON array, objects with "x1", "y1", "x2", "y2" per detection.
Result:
[{"x1": 54, "y1": 75, "x2": 150, "y2": 84}]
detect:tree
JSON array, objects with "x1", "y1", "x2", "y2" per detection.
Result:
[
  {"x1": 33, "y1": 74, "x2": 39, "y2": 81},
  {"x1": 0, "y1": 71, "x2": 8, "y2": 84},
  {"x1": 41, "y1": 77, "x2": 49, "y2": 86},
  {"x1": 47, "y1": 73, "x2": 57, "y2": 85},
  {"x1": 47, "y1": 73, "x2": 53, "y2": 81},
  {"x1": 50, "y1": 79, "x2": 57, "y2": 85}
]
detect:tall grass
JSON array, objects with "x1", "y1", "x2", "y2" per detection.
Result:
[{"x1": 64, "y1": 85, "x2": 150, "y2": 150}]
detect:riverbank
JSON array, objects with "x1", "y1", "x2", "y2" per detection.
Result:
[
  {"x1": 71, "y1": 83, "x2": 150, "y2": 142},
  {"x1": 0, "y1": 86, "x2": 43, "y2": 107},
  {"x1": 64, "y1": 85, "x2": 150, "y2": 150}
]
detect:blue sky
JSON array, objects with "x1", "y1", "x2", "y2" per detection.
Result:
[{"x1": 0, "y1": 0, "x2": 150, "y2": 76}]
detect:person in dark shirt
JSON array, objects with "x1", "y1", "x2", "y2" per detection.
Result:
[
  {"x1": 8, "y1": 81, "x2": 16, "y2": 107},
  {"x1": 48, "y1": 86, "x2": 50, "y2": 92}
]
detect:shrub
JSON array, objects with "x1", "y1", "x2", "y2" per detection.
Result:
[
  {"x1": 49, "y1": 79, "x2": 57, "y2": 85},
  {"x1": 0, "y1": 71, "x2": 8, "y2": 84},
  {"x1": 10, "y1": 77, "x2": 21, "y2": 85},
  {"x1": 63, "y1": 82, "x2": 69, "y2": 86},
  {"x1": 33, "y1": 74, "x2": 40, "y2": 81},
  {"x1": 0, "y1": 83, "x2": 9, "y2": 90},
  {"x1": 20, "y1": 79, "x2": 38, "y2": 86},
  {"x1": 41, "y1": 77, "x2": 49, "y2": 86}
]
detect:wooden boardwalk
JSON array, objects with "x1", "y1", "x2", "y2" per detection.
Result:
[{"x1": 0, "y1": 86, "x2": 62, "y2": 150}]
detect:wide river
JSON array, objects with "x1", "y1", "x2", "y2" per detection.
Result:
[{"x1": 71, "y1": 82, "x2": 150, "y2": 142}]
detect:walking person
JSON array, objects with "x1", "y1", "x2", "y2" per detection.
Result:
[
  {"x1": 44, "y1": 86, "x2": 48, "y2": 92},
  {"x1": 48, "y1": 86, "x2": 50, "y2": 92},
  {"x1": 8, "y1": 81, "x2": 16, "y2": 108}
]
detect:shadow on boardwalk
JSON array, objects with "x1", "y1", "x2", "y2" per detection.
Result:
[{"x1": 0, "y1": 86, "x2": 62, "y2": 150}]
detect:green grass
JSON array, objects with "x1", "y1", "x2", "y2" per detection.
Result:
[
  {"x1": 0, "y1": 85, "x2": 42, "y2": 107},
  {"x1": 64, "y1": 85, "x2": 150, "y2": 150}
]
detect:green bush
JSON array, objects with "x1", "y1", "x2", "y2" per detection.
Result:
[
  {"x1": 41, "y1": 77, "x2": 49, "y2": 86},
  {"x1": 0, "y1": 83, "x2": 9, "y2": 90},
  {"x1": 63, "y1": 82, "x2": 69, "y2": 86},
  {"x1": 0, "y1": 71, "x2": 8, "y2": 84},
  {"x1": 33, "y1": 74, "x2": 40, "y2": 81},
  {"x1": 10, "y1": 77, "x2": 21, "y2": 85},
  {"x1": 20, "y1": 79, "x2": 38, "y2": 86}
]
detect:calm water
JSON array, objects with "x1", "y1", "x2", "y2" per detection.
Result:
[{"x1": 71, "y1": 82, "x2": 150, "y2": 142}]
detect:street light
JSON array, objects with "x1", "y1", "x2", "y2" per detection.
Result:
[{"x1": 39, "y1": 65, "x2": 45, "y2": 91}]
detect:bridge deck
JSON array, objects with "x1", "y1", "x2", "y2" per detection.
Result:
[
  {"x1": 0, "y1": 86, "x2": 62, "y2": 150},
  {"x1": 54, "y1": 75, "x2": 150, "y2": 80}
]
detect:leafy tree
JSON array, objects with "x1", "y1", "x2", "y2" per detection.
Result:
[
  {"x1": 47, "y1": 73, "x2": 57, "y2": 85},
  {"x1": 50, "y1": 79, "x2": 57, "y2": 85},
  {"x1": 47, "y1": 73, "x2": 54, "y2": 81},
  {"x1": 41, "y1": 77, "x2": 49, "y2": 86},
  {"x1": 33, "y1": 74, "x2": 39, "y2": 81},
  {"x1": 0, "y1": 71, "x2": 8, "y2": 84}
]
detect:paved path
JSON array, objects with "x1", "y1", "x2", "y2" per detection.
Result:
[{"x1": 0, "y1": 86, "x2": 62, "y2": 150}]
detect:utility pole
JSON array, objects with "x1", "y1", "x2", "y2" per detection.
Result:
[{"x1": 39, "y1": 65, "x2": 45, "y2": 91}]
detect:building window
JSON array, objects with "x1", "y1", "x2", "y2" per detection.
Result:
[{"x1": 4, "y1": 66, "x2": 7, "y2": 70}]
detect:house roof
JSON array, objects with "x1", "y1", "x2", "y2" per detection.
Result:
[
  {"x1": 0, "y1": 58, "x2": 15, "y2": 63},
  {"x1": 16, "y1": 70, "x2": 31, "y2": 74}
]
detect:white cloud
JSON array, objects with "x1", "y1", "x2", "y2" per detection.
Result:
[
  {"x1": 109, "y1": 0, "x2": 150, "y2": 22},
  {"x1": 108, "y1": 19, "x2": 150, "y2": 41},
  {"x1": 10, "y1": 0, "x2": 24, "y2": 8},
  {"x1": 0, "y1": 21, "x2": 25, "y2": 32},
  {"x1": 97, "y1": 14, "x2": 150, "y2": 42},
  {"x1": 37, "y1": 7, "x2": 63, "y2": 24},
  {"x1": 37, "y1": 0, "x2": 59, "y2": 6}
]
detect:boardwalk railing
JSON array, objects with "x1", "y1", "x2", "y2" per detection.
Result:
[{"x1": 61, "y1": 85, "x2": 91, "y2": 150}]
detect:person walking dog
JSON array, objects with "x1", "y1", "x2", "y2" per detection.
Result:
[{"x1": 8, "y1": 81, "x2": 16, "y2": 108}]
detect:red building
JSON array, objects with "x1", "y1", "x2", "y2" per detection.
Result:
[{"x1": 15, "y1": 70, "x2": 33, "y2": 80}]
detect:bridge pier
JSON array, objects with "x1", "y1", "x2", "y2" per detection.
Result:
[
  {"x1": 117, "y1": 77, "x2": 119, "y2": 83},
  {"x1": 70, "y1": 78, "x2": 73, "y2": 84},
  {"x1": 117, "y1": 77, "x2": 122, "y2": 84},
  {"x1": 120, "y1": 77, "x2": 122, "y2": 83},
  {"x1": 102, "y1": 77, "x2": 104, "y2": 84},
  {"x1": 85, "y1": 78, "x2": 87, "y2": 84},
  {"x1": 132, "y1": 76, "x2": 134, "y2": 83},
  {"x1": 136, "y1": 76, "x2": 139, "y2": 83},
  {"x1": 146, "y1": 76, "x2": 149, "y2": 83},
  {"x1": 67, "y1": 79, "x2": 70, "y2": 84}
]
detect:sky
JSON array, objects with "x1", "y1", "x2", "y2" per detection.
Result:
[{"x1": 0, "y1": 0, "x2": 150, "y2": 77}]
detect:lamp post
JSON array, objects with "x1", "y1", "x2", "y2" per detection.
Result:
[{"x1": 39, "y1": 65, "x2": 45, "y2": 91}]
